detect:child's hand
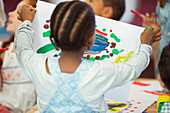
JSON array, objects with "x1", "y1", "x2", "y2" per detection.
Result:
[
  {"x1": 140, "y1": 26, "x2": 161, "y2": 45},
  {"x1": 17, "y1": 5, "x2": 36, "y2": 23},
  {"x1": 142, "y1": 12, "x2": 157, "y2": 27}
]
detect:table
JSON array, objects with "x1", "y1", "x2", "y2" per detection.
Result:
[
  {"x1": 27, "y1": 78, "x2": 158, "y2": 113},
  {"x1": 135, "y1": 78, "x2": 157, "y2": 113}
]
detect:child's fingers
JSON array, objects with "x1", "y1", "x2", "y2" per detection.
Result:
[
  {"x1": 17, "y1": 8, "x2": 21, "y2": 15},
  {"x1": 31, "y1": 8, "x2": 37, "y2": 14},
  {"x1": 153, "y1": 37, "x2": 161, "y2": 42},
  {"x1": 17, "y1": 15, "x2": 21, "y2": 21},
  {"x1": 27, "y1": 5, "x2": 37, "y2": 14},
  {"x1": 154, "y1": 32, "x2": 161, "y2": 38},
  {"x1": 145, "y1": 12, "x2": 150, "y2": 17},
  {"x1": 144, "y1": 26, "x2": 153, "y2": 32},
  {"x1": 153, "y1": 26, "x2": 160, "y2": 34}
]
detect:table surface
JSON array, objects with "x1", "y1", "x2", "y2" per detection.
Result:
[
  {"x1": 135, "y1": 78, "x2": 157, "y2": 113},
  {"x1": 27, "y1": 78, "x2": 158, "y2": 113}
]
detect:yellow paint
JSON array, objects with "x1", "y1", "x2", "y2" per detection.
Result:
[
  {"x1": 114, "y1": 51, "x2": 134, "y2": 64},
  {"x1": 107, "y1": 102, "x2": 129, "y2": 112}
]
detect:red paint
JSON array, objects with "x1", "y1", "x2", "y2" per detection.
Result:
[
  {"x1": 132, "y1": 81, "x2": 151, "y2": 86},
  {"x1": 17, "y1": 73, "x2": 20, "y2": 77},
  {"x1": 44, "y1": 24, "x2": 49, "y2": 29},
  {"x1": 131, "y1": 100, "x2": 135, "y2": 101},
  {"x1": 87, "y1": 55, "x2": 90, "y2": 60},
  {"x1": 95, "y1": 56, "x2": 100, "y2": 60},
  {"x1": 110, "y1": 30, "x2": 112, "y2": 32},
  {"x1": 53, "y1": 54, "x2": 58, "y2": 57},
  {"x1": 110, "y1": 46, "x2": 113, "y2": 48},
  {"x1": 0, "y1": 48, "x2": 9, "y2": 51},
  {"x1": 130, "y1": 110, "x2": 134, "y2": 112},
  {"x1": 110, "y1": 53, "x2": 113, "y2": 56},
  {"x1": 106, "y1": 50, "x2": 109, "y2": 53},
  {"x1": 137, "y1": 102, "x2": 141, "y2": 104},
  {"x1": 56, "y1": 48, "x2": 60, "y2": 51},
  {"x1": 130, "y1": 10, "x2": 141, "y2": 16},
  {"x1": 46, "y1": 20, "x2": 50, "y2": 23},
  {"x1": 95, "y1": 29, "x2": 108, "y2": 36},
  {"x1": 134, "y1": 107, "x2": 138, "y2": 109},
  {"x1": 143, "y1": 90, "x2": 170, "y2": 96},
  {"x1": 111, "y1": 42, "x2": 116, "y2": 48}
]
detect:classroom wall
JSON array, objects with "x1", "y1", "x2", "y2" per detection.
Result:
[{"x1": 130, "y1": 0, "x2": 157, "y2": 27}]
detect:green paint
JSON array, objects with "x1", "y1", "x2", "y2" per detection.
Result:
[
  {"x1": 95, "y1": 25, "x2": 97, "y2": 28},
  {"x1": 37, "y1": 43, "x2": 55, "y2": 54},
  {"x1": 98, "y1": 55, "x2": 110, "y2": 60},
  {"x1": 82, "y1": 55, "x2": 111, "y2": 61},
  {"x1": 110, "y1": 33, "x2": 120, "y2": 42},
  {"x1": 89, "y1": 57, "x2": 95, "y2": 61},
  {"x1": 43, "y1": 30, "x2": 51, "y2": 37},
  {"x1": 145, "y1": 25, "x2": 154, "y2": 30},
  {"x1": 102, "y1": 28, "x2": 106, "y2": 32},
  {"x1": 112, "y1": 49, "x2": 124, "y2": 55},
  {"x1": 82, "y1": 57, "x2": 87, "y2": 60}
]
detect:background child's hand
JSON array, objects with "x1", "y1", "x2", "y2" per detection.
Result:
[
  {"x1": 142, "y1": 12, "x2": 160, "y2": 28},
  {"x1": 142, "y1": 12, "x2": 157, "y2": 27},
  {"x1": 17, "y1": 5, "x2": 36, "y2": 22},
  {"x1": 140, "y1": 26, "x2": 161, "y2": 45}
]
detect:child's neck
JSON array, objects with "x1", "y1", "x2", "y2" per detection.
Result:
[{"x1": 58, "y1": 51, "x2": 84, "y2": 74}]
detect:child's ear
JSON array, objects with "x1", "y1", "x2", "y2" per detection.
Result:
[
  {"x1": 101, "y1": 6, "x2": 113, "y2": 19},
  {"x1": 158, "y1": 74, "x2": 168, "y2": 90}
]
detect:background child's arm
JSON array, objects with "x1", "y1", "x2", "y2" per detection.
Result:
[{"x1": 14, "y1": 5, "x2": 47, "y2": 81}]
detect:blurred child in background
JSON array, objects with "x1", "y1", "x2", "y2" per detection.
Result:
[
  {"x1": 0, "y1": 0, "x2": 37, "y2": 112},
  {"x1": 157, "y1": 43, "x2": 170, "y2": 113},
  {"x1": 86, "y1": 0, "x2": 125, "y2": 20},
  {"x1": 142, "y1": 0, "x2": 170, "y2": 77}
]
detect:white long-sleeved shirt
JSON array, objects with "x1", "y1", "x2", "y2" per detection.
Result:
[{"x1": 14, "y1": 20, "x2": 152, "y2": 113}]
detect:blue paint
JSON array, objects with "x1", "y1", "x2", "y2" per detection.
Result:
[{"x1": 88, "y1": 34, "x2": 109, "y2": 52}]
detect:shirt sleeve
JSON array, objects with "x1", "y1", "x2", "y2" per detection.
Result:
[{"x1": 14, "y1": 20, "x2": 48, "y2": 82}]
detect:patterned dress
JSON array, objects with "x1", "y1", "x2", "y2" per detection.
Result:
[{"x1": 0, "y1": 42, "x2": 36, "y2": 113}]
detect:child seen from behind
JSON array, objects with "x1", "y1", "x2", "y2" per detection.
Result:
[{"x1": 15, "y1": 1, "x2": 161, "y2": 112}]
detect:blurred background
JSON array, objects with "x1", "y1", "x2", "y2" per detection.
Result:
[{"x1": 0, "y1": 0, "x2": 157, "y2": 78}]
